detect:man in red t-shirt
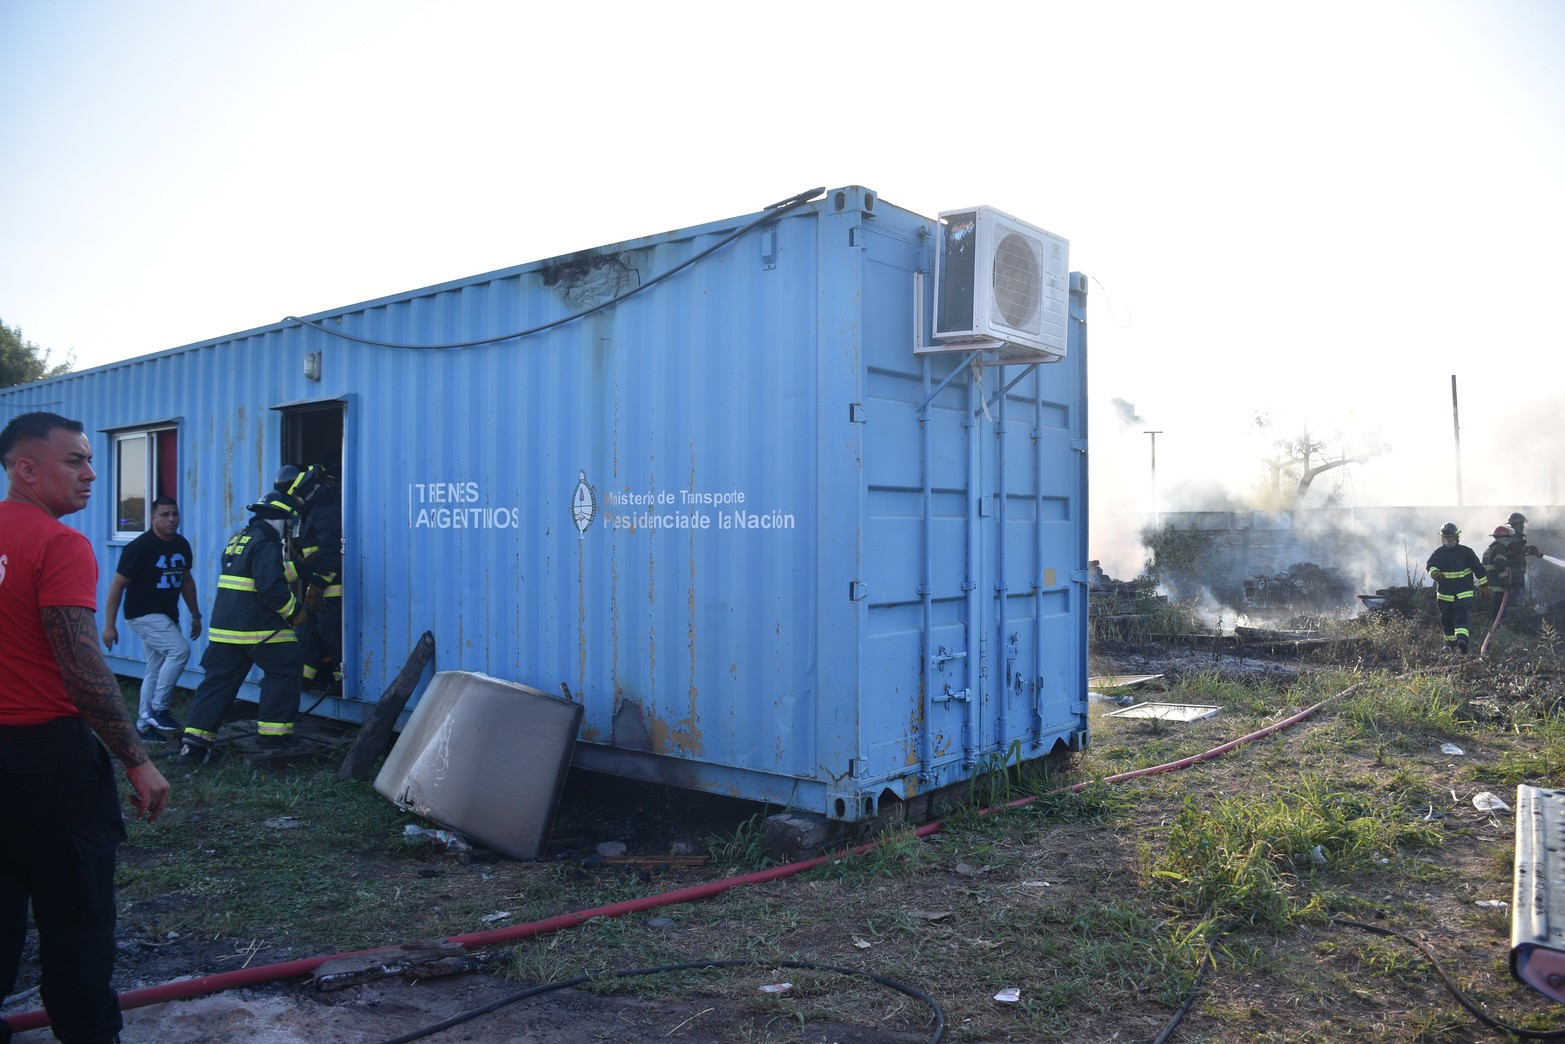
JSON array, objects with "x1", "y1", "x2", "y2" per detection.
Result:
[{"x1": 0, "y1": 411, "x2": 170, "y2": 1043}]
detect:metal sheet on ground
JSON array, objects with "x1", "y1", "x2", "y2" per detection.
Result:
[
  {"x1": 1107, "y1": 702, "x2": 1220, "y2": 722},
  {"x1": 1087, "y1": 674, "x2": 1163, "y2": 691}
]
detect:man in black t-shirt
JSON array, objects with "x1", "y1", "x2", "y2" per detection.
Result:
[{"x1": 103, "y1": 496, "x2": 202, "y2": 736}]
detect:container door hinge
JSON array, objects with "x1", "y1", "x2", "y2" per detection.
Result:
[
  {"x1": 848, "y1": 580, "x2": 867, "y2": 602},
  {"x1": 849, "y1": 403, "x2": 866, "y2": 424},
  {"x1": 848, "y1": 227, "x2": 867, "y2": 249},
  {"x1": 1071, "y1": 437, "x2": 1088, "y2": 453}
]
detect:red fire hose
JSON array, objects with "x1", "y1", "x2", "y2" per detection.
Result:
[
  {"x1": 1480, "y1": 589, "x2": 1511, "y2": 658},
  {"x1": 0, "y1": 680, "x2": 1362, "y2": 1034}
]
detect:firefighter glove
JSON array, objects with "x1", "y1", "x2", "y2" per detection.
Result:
[
  {"x1": 1429, "y1": 569, "x2": 1443, "y2": 579},
  {"x1": 291, "y1": 610, "x2": 309, "y2": 626},
  {"x1": 305, "y1": 584, "x2": 324, "y2": 606}
]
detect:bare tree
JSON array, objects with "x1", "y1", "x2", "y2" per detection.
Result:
[{"x1": 1251, "y1": 411, "x2": 1387, "y2": 509}]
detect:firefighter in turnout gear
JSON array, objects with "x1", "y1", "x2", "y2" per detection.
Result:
[
  {"x1": 179, "y1": 491, "x2": 305, "y2": 764},
  {"x1": 275, "y1": 464, "x2": 343, "y2": 695},
  {"x1": 1483, "y1": 525, "x2": 1515, "y2": 594},
  {"x1": 1503, "y1": 511, "x2": 1546, "y2": 607},
  {"x1": 1427, "y1": 521, "x2": 1488, "y2": 655}
]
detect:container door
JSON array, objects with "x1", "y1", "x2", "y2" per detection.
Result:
[{"x1": 985, "y1": 344, "x2": 1090, "y2": 764}]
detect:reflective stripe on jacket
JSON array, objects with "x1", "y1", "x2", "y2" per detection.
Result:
[
  {"x1": 299, "y1": 487, "x2": 342, "y2": 595},
  {"x1": 1482, "y1": 540, "x2": 1512, "y2": 589},
  {"x1": 1427, "y1": 543, "x2": 1487, "y2": 602},
  {"x1": 208, "y1": 520, "x2": 298, "y2": 645}
]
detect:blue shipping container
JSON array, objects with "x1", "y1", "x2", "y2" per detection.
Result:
[{"x1": 0, "y1": 185, "x2": 1089, "y2": 821}]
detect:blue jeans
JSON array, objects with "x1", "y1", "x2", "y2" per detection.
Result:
[{"x1": 127, "y1": 612, "x2": 190, "y2": 722}]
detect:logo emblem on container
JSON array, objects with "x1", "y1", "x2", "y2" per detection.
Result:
[{"x1": 571, "y1": 472, "x2": 596, "y2": 536}]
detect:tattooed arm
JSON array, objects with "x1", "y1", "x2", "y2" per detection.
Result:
[{"x1": 43, "y1": 604, "x2": 171, "y2": 823}]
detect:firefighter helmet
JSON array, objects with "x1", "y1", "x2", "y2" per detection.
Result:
[
  {"x1": 1509, "y1": 512, "x2": 1527, "y2": 527},
  {"x1": 1494, "y1": 525, "x2": 1515, "y2": 538},
  {"x1": 247, "y1": 490, "x2": 299, "y2": 520},
  {"x1": 274, "y1": 464, "x2": 323, "y2": 503},
  {"x1": 1439, "y1": 522, "x2": 1460, "y2": 538}
]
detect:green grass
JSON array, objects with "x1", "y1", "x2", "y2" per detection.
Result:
[
  {"x1": 710, "y1": 812, "x2": 772, "y2": 872},
  {"x1": 105, "y1": 634, "x2": 1565, "y2": 1042},
  {"x1": 119, "y1": 758, "x2": 415, "y2": 951},
  {"x1": 813, "y1": 825, "x2": 938, "y2": 884},
  {"x1": 1166, "y1": 671, "x2": 1285, "y2": 717},
  {"x1": 1335, "y1": 672, "x2": 1467, "y2": 742},
  {"x1": 1140, "y1": 771, "x2": 1443, "y2": 930}
]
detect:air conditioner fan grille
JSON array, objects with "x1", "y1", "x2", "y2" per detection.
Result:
[{"x1": 991, "y1": 232, "x2": 1042, "y2": 330}]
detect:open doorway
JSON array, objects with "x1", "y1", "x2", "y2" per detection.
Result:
[
  {"x1": 280, "y1": 404, "x2": 344, "y2": 478},
  {"x1": 277, "y1": 401, "x2": 347, "y2": 700}
]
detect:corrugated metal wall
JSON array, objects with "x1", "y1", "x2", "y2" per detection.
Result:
[{"x1": 0, "y1": 185, "x2": 1090, "y2": 820}]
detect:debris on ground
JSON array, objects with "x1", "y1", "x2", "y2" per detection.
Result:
[
  {"x1": 311, "y1": 942, "x2": 480, "y2": 991},
  {"x1": 1242, "y1": 562, "x2": 1353, "y2": 612}
]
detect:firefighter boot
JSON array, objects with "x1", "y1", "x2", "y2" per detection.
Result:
[
  {"x1": 257, "y1": 732, "x2": 300, "y2": 752},
  {"x1": 178, "y1": 734, "x2": 223, "y2": 767}
]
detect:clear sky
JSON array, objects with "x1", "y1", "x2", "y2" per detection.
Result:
[{"x1": 4, "y1": 1, "x2": 1562, "y2": 576}]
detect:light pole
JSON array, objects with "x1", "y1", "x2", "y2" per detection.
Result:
[
  {"x1": 1144, "y1": 430, "x2": 1163, "y2": 529},
  {"x1": 1450, "y1": 375, "x2": 1463, "y2": 507}
]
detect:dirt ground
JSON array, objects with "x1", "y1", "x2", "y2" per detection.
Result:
[
  {"x1": 5, "y1": 632, "x2": 1560, "y2": 1042},
  {"x1": 11, "y1": 976, "x2": 930, "y2": 1043},
  {"x1": 4, "y1": 773, "x2": 936, "y2": 1043},
  {"x1": 6, "y1": 889, "x2": 937, "y2": 1044}
]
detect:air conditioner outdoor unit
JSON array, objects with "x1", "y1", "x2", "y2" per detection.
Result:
[{"x1": 921, "y1": 205, "x2": 1070, "y2": 359}]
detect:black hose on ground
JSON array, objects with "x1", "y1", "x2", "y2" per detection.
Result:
[
  {"x1": 376, "y1": 957, "x2": 946, "y2": 1044},
  {"x1": 1150, "y1": 946, "x2": 1215, "y2": 1044},
  {"x1": 1332, "y1": 918, "x2": 1565, "y2": 1040}
]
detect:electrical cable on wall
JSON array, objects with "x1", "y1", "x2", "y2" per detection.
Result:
[{"x1": 282, "y1": 187, "x2": 825, "y2": 351}]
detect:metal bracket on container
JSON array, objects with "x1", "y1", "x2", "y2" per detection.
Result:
[
  {"x1": 910, "y1": 272, "x2": 984, "y2": 415},
  {"x1": 913, "y1": 349, "x2": 982, "y2": 415},
  {"x1": 976, "y1": 368, "x2": 1034, "y2": 417},
  {"x1": 760, "y1": 228, "x2": 778, "y2": 270}
]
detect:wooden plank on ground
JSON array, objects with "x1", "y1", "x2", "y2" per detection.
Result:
[
  {"x1": 338, "y1": 630, "x2": 436, "y2": 782},
  {"x1": 600, "y1": 854, "x2": 712, "y2": 867}
]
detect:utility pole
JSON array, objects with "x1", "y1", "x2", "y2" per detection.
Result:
[
  {"x1": 1144, "y1": 430, "x2": 1163, "y2": 529},
  {"x1": 1451, "y1": 375, "x2": 1463, "y2": 507}
]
